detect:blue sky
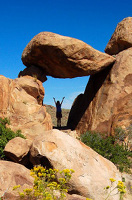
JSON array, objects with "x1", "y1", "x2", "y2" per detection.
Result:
[{"x1": 0, "y1": 0, "x2": 132, "y2": 108}]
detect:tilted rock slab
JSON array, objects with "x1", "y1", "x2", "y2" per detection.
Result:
[
  {"x1": 30, "y1": 129, "x2": 121, "y2": 200},
  {"x1": 0, "y1": 160, "x2": 33, "y2": 200},
  {"x1": 68, "y1": 48, "x2": 132, "y2": 135},
  {"x1": 0, "y1": 75, "x2": 52, "y2": 139},
  {"x1": 105, "y1": 17, "x2": 132, "y2": 55},
  {"x1": 22, "y1": 32, "x2": 115, "y2": 78}
]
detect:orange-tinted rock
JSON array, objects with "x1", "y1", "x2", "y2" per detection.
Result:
[
  {"x1": 0, "y1": 75, "x2": 52, "y2": 139},
  {"x1": 68, "y1": 48, "x2": 132, "y2": 135},
  {"x1": 0, "y1": 160, "x2": 33, "y2": 199},
  {"x1": 105, "y1": 17, "x2": 132, "y2": 55},
  {"x1": 22, "y1": 32, "x2": 115, "y2": 78}
]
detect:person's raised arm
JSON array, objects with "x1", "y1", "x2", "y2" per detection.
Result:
[
  {"x1": 61, "y1": 97, "x2": 65, "y2": 105},
  {"x1": 53, "y1": 97, "x2": 56, "y2": 105}
]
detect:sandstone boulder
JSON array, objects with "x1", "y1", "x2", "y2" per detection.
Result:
[
  {"x1": 105, "y1": 17, "x2": 132, "y2": 55},
  {"x1": 0, "y1": 75, "x2": 52, "y2": 139},
  {"x1": 22, "y1": 32, "x2": 115, "y2": 78},
  {"x1": 30, "y1": 129, "x2": 121, "y2": 200},
  {"x1": 0, "y1": 160, "x2": 33, "y2": 200},
  {"x1": 4, "y1": 137, "x2": 31, "y2": 165},
  {"x1": 68, "y1": 48, "x2": 132, "y2": 135}
]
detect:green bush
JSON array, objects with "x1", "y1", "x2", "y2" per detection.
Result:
[
  {"x1": 0, "y1": 117, "x2": 25, "y2": 159},
  {"x1": 80, "y1": 130, "x2": 132, "y2": 172}
]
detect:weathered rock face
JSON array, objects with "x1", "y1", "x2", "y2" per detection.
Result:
[
  {"x1": 0, "y1": 75, "x2": 52, "y2": 139},
  {"x1": 0, "y1": 160, "x2": 33, "y2": 200},
  {"x1": 30, "y1": 129, "x2": 121, "y2": 200},
  {"x1": 105, "y1": 17, "x2": 132, "y2": 55},
  {"x1": 68, "y1": 48, "x2": 132, "y2": 135},
  {"x1": 21, "y1": 32, "x2": 115, "y2": 78}
]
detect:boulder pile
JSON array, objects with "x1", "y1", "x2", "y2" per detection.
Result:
[{"x1": 0, "y1": 75, "x2": 52, "y2": 139}]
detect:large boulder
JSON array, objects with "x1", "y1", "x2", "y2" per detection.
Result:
[
  {"x1": 0, "y1": 75, "x2": 52, "y2": 139},
  {"x1": 0, "y1": 160, "x2": 33, "y2": 200},
  {"x1": 105, "y1": 17, "x2": 132, "y2": 55},
  {"x1": 30, "y1": 129, "x2": 121, "y2": 200},
  {"x1": 67, "y1": 48, "x2": 132, "y2": 135},
  {"x1": 21, "y1": 32, "x2": 115, "y2": 78},
  {"x1": 4, "y1": 137, "x2": 32, "y2": 166}
]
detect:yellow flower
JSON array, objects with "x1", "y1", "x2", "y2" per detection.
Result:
[
  {"x1": 110, "y1": 178, "x2": 116, "y2": 182},
  {"x1": 38, "y1": 172, "x2": 43, "y2": 177},
  {"x1": 19, "y1": 192, "x2": 25, "y2": 197},
  {"x1": 12, "y1": 185, "x2": 21, "y2": 190}
]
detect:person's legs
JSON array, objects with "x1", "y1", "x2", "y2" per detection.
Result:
[{"x1": 57, "y1": 118, "x2": 59, "y2": 127}]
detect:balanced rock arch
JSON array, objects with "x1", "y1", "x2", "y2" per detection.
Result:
[{"x1": 20, "y1": 17, "x2": 132, "y2": 136}]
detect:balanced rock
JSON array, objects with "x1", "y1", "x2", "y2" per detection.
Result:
[
  {"x1": 22, "y1": 32, "x2": 115, "y2": 78},
  {"x1": 105, "y1": 17, "x2": 132, "y2": 55},
  {"x1": 0, "y1": 160, "x2": 33, "y2": 200},
  {"x1": 30, "y1": 129, "x2": 121, "y2": 200},
  {"x1": 68, "y1": 48, "x2": 132, "y2": 136},
  {"x1": 0, "y1": 75, "x2": 52, "y2": 139}
]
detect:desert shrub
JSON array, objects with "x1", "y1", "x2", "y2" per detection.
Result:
[
  {"x1": 13, "y1": 166, "x2": 75, "y2": 200},
  {"x1": 0, "y1": 117, "x2": 25, "y2": 159},
  {"x1": 80, "y1": 130, "x2": 132, "y2": 172}
]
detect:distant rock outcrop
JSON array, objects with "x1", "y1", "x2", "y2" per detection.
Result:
[
  {"x1": 0, "y1": 75, "x2": 52, "y2": 139},
  {"x1": 21, "y1": 32, "x2": 115, "y2": 79},
  {"x1": 105, "y1": 17, "x2": 132, "y2": 55},
  {"x1": 68, "y1": 18, "x2": 132, "y2": 136}
]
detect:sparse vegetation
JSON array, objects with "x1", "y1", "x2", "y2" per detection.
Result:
[
  {"x1": 80, "y1": 128, "x2": 132, "y2": 173},
  {"x1": 13, "y1": 166, "x2": 74, "y2": 200},
  {"x1": 0, "y1": 117, "x2": 25, "y2": 159}
]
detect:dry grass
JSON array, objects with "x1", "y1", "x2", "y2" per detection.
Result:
[{"x1": 45, "y1": 104, "x2": 70, "y2": 127}]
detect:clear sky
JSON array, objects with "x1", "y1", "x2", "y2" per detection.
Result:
[{"x1": 0, "y1": 0, "x2": 132, "y2": 108}]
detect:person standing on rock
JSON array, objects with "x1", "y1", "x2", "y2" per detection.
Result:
[{"x1": 53, "y1": 97, "x2": 65, "y2": 127}]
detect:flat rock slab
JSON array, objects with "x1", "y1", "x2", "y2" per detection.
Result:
[{"x1": 22, "y1": 32, "x2": 115, "y2": 78}]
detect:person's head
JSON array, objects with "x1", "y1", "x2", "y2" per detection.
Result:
[{"x1": 57, "y1": 101, "x2": 60, "y2": 105}]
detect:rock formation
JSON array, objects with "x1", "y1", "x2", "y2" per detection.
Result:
[
  {"x1": 0, "y1": 75, "x2": 52, "y2": 139},
  {"x1": 68, "y1": 17, "x2": 132, "y2": 136},
  {"x1": 21, "y1": 32, "x2": 115, "y2": 79},
  {"x1": 105, "y1": 17, "x2": 132, "y2": 55},
  {"x1": 0, "y1": 17, "x2": 132, "y2": 200}
]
